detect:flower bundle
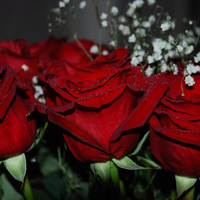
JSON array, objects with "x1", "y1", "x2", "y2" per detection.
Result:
[{"x1": 0, "y1": 0, "x2": 200, "y2": 200}]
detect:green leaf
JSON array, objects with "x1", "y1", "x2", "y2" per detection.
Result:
[
  {"x1": 3, "y1": 153, "x2": 26, "y2": 182},
  {"x1": 175, "y1": 175, "x2": 197, "y2": 199},
  {"x1": 90, "y1": 160, "x2": 111, "y2": 187},
  {"x1": 0, "y1": 173, "x2": 24, "y2": 200},
  {"x1": 42, "y1": 170, "x2": 64, "y2": 199},
  {"x1": 36, "y1": 146, "x2": 59, "y2": 176},
  {"x1": 112, "y1": 156, "x2": 145, "y2": 170},
  {"x1": 131, "y1": 130, "x2": 149, "y2": 156},
  {"x1": 32, "y1": 188, "x2": 54, "y2": 200}
]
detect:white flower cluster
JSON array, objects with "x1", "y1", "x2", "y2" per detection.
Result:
[{"x1": 49, "y1": 0, "x2": 200, "y2": 89}]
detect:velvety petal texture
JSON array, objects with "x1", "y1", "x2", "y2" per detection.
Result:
[
  {"x1": 149, "y1": 74, "x2": 200, "y2": 177},
  {"x1": 38, "y1": 46, "x2": 168, "y2": 163},
  {"x1": 0, "y1": 63, "x2": 37, "y2": 159}
]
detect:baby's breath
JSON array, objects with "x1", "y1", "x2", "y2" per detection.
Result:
[
  {"x1": 79, "y1": 1, "x2": 86, "y2": 9},
  {"x1": 185, "y1": 75, "x2": 195, "y2": 86},
  {"x1": 160, "y1": 22, "x2": 171, "y2": 31}
]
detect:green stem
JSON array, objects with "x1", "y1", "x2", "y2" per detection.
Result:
[
  {"x1": 73, "y1": 34, "x2": 93, "y2": 61},
  {"x1": 110, "y1": 162, "x2": 126, "y2": 200},
  {"x1": 22, "y1": 175, "x2": 35, "y2": 200},
  {"x1": 180, "y1": 185, "x2": 195, "y2": 200},
  {"x1": 92, "y1": 0, "x2": 102, "y2": 53}
]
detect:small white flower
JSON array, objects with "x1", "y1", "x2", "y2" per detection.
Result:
[
  {"x1": 133, "y1": 50, "x2": 145, "y2": 57},
  {"x1": 171, "y1": 21, "x2": 176, "y2": 29},
  {"x1": 160, "y1": 22, "x2": 171, "y2": 31},
  {"x1": 101, "y1": 20, "x2": 108, "y2": 27},
  {"x1": 111, "y1": 6, "x2": 119, "y2": 16},
  {"x1": 194, "y1": 52, "x2": 200, "y2": 63},
  {"x1": 58, "y1": 1, "x2": 65, "y2": 8},
  {"x1": 147, "y1": 0, "x2": 156, "y2": 5},
  {"x1": 126, "y1": 7, "x2": 134, "y2": 17},
  {"x1": 131, "y1": 55, "x2": 143, "y2": 66},
  {"x1": 135, "y1": 28, "x2": 146, "y2": 37},
  {"x1": 90, "y1": 45, "x2": 99, "y2": 54},
  {"x1": 185, "y1": 45, "x2": 194, "y2": 55},
  {"x1": 79, "y1": 1, "x2": 86, "y2": 9},
  {"x1": 34, "y1": 85, "x2": 44, "y2": 99},
  {"x1": 168, "y1": 35, "x2": 175, "y2": 44},
  {"x1": 185, "y1": 75, "x2": 195, "y2": 86},
  {"x1": 160, "y1": 61, "x2": 168, "y2": 73},
  {"x1": 172, "y1": 63, "x2": 178, "y2": 74},
  {"x1": 185, "y1": 63, "x2": 200, "y2": 75},
  {"x1": 145, "y1": 66, "x2": 154, "y2": 76},
  {"x1": 63, "y1": 0, "x2": 70, "y2": 3},
  {"x1": 176, "y1": 45, "x2": 184, "y2": 52},
  {"x1": 133, "y1": 20, "x2": 140, "y2": 27},
  {"x1": 142, "y1": 21, "x2": 151, "y2": 28},
  {"x1": 100, "y1": 12, "x2": 107, "y2": 20},
  {"x1": 32, "y1": 76, "x2": 38, "y2": 84},
  {"x1": 164, "y1": 50, "x2": 176, "y2": 60},
  {"x1": 148, "y1": 15, "x2": 156, "y2": 24},
  {"x1": 121, "y1": 25, "x2": 131, "y2": 35},
  {"x1": 130, "y1": 0, "x2": 144, "y2": 8},
  {"x1": 147, "y1": 55, "x2": 154, "y2": 64},
  {"x1": 153, "y1": 52, "x2": 162, "y2": 61},
  {"x1": 21, "y1": 64, "x2": 29, "y2": 71},
  {"x1": 118, "y1": 16, "x2": 127, "y2": 23},
  {"x1": 109, "y1": 40, "x2": 117, "y2": 47},
  {"x1": 102, "y1": 50, "x2": 109, "y2": 55},
  {"x1": 118, "y1": 24, "x2": 124, "y2": 31},
  {"x1": 128, "y1": 34, "x2": 136, "y2": 43}
]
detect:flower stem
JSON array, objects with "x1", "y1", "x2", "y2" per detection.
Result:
[
  {"x1": 110, "y1": 161, "x2": 126, "y2": 200},
  {"x1": 73, "y1": 34, "x2": 93, "y2": 61},
  {"x1": 22, "y1": 175, "x2": 35, "y2": 200}
]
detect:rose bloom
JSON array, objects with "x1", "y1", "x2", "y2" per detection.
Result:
[
  {"x1": 0, "y1": 63, "x2": 37, "y2": 159},
  {"x1": 0, "y1": 39, "x2": 39, "y2": 80},
  {"x1": 149, "y1": 74, "x2": 200, "y2": 177},
  {"x1": 36, "y1": 47, "x2": 168, "y2": 163}
]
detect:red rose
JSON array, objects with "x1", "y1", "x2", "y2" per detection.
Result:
[
  {"x1": 0, "y1": 40, "x2": 38, "y2": 75},
  {"x1": 149, "y1": 74, "x2": 200, "y2": 177},
  {"x1": 0, "y1": 63, "x2": 37, "y2": 158},
  {"x1": 36, "y1": 48, "x2": 168, "y2": 163}
]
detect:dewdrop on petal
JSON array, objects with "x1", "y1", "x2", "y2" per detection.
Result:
[{"x1": 185, "y1": 75, "x2": 195, "y2": 87}]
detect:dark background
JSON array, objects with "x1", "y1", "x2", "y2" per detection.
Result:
[{"x1": 0, "y1": 0, "x2": 199, "y2": 44}]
